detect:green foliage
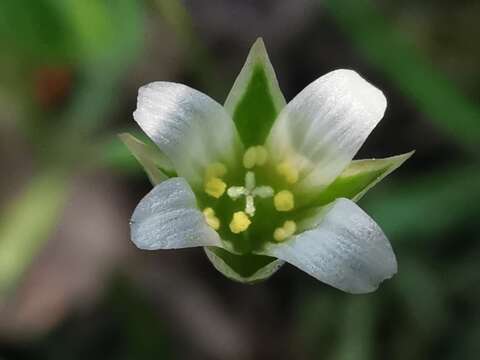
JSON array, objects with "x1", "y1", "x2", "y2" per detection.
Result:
[
  {"x1": 0, "y1": 0, "x2": 74, "y2": 61},
  {"x1": 0, "y1": 0, "x2": 143, "y2": 65},
  {"x1": 53, "y1": 0, "x2": 144, "y2": 64}
]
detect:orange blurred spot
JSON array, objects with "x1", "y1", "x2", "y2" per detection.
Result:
[{"x1": 34, "y1": 66, "x2": 73, "y2": 109}]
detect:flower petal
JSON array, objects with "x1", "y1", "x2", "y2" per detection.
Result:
[
  {"x1": 224, "y1": 38, "x2": 286, "y2": 146},
  {"x1": 267, "y1": 69, "x2": 387, "y2": 194},
  {"x1": 258, "y1": 198, "x2": 397, "y2": 294},
  {"x1": 307, "y1": 151, "x2": 414, "y2": 207},
  {"x1": 204, "y1": 247, "x2": 284, "y2": 284},
  {"x1": 133, "y1": 82, "x2": 242, "y2": 187},
  {"x1": 118, "y1": 132, "x2": 172, "y2": 185},
  {"x1": 130, "y1": 178, "x2": 222, "y2": 250}
]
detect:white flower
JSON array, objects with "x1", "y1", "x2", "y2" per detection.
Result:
[{"x1": 124, "y1": 38, "x2": 413, "y2": 293}]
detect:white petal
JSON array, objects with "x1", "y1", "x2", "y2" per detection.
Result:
[
  {"x1": 133, "y1": 82, "x2": 242, "y2": 187},
  {"x1": 258, "y1": 198, "x2": 397, "y2": 293},
  {"x1": 130, "y1": 178, "x2": 222, "y2": 250},
  {"x1": 267, "y1": 69, "x2": 387, "y2": 194}
]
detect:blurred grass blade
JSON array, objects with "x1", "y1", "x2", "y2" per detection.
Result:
[
  {"x1": 52, "y1": 0, "x2": 144, "y2": 63},
  {"x1": 363, "y1": 165, "x2": 480, "y2": 240},
  {"x1": 325, "y1": 0, "x2": 480, "y2": 151},
  {"x1": 154, "y1": 0, "x2": 193, "y2": 43},
  {"x1": 0, "y1": 171, "x2": 69, "y2": 295},
  {"x1": 332, "y1": 297, "x2": 375, "y2": 360}
]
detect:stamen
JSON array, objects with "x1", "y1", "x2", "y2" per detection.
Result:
[
  {"x1": 229, "y1": 211, "x2": 251, "y2": 234},
  {"x1": 283, "y1": 220, "x2": 297, "y2": 234},
  {"x1": 242, "y1": 146, "x2": 269, "y2": 168},
  {"x1": 206, "y1": 217, "x2": 220, "y2": 230},
  {"x1": 276, "y1": 162, "x2": 299, "y2": 184},
  {"x1": 227, "y1": 186, "x2": 246, "y2": 200},
  {"x1": 203, "y1": 208, "x2": 220, "y2": 230},
  {"x1": 203, "y1": 207, "x2": 215, "y2": 217},
  {"x1": 204, "y1": 177, "x2": 227, "y2": 198},
  {"x1": 243, "y1": 147, "x2": 257, "y2": 169},
  {"x1": 273, "y1": 227, "x2": 287, "y2": 242},
  {"x1": 274, "y1": 190, "x2": 295, "y2": 211},
  {"x1": 205, "y1": 162, "x2": 227, "y2": 179},
  {"x1": 254, "y1": 146, "x2": 268, "y2": 165},
  {"x1": 273, "y1": 220, "x2": 297, "y2": 242}
]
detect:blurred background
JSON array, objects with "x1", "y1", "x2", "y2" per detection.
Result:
[{"x1": 0, "y1": 0, "x2": 479, "y2": 359}]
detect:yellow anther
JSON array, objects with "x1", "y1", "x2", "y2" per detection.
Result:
[
  {"x1": 276, "y1": 162, "x2": 288, "y2": 174},
  {"x1": 276, "y1": 162, "x2": 299, "y2": 184},
  {"x1": 254, "y1": 146, "x2": 268, "y2": 165},
  {"x1": 243, "y1": 146, "x2": 269, "y2": 168},
  {"x1": 203, "y1": 208, "x2": 220, "y2": 230},
  {"x1": 204, "y1": 177, "x2": 226, "y2": 198},
  {"x1": 274, "y1": 190, "x2": 295, "y2": 212},
  {"x1": 206, "y1": 216, "x2": 220, "y2": 230},
  {"x1": 273, "y1": 220, "x2": 297, "y2": 242},
  {"x1": 205, "y1": 162, "x2": 227, "y2": 179},
  {"x1": 243, "y1": 147, "x2": 257, "y2": 169},
  {"x1": 203, "y1": 207, "x2": 215, "y2": 217},
  {"x1": 273, "y1": 227, "x2": 288, "y2": 242},
  {"x1": 285, "y1": 171, "x2": 299, "y2": 184},
  {"x1": 229, "y1": 211, "x2": 251, "y2": 234},
  {"x1": 283, "y1": 220, "x2": 297, "y2": 235}
]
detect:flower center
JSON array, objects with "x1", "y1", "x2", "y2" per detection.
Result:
[
  {"x1": 200, "y1": 146, "x2": 300, "y2": 251},
  {"x1": 226, "y1": 171, "x2": 274, "y2": 216}
]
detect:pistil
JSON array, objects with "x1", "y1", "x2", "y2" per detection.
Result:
[{"x1": 227, "y1": 171, "x2": 274, "y2": 217}]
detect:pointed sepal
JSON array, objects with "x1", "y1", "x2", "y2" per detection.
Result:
[
  {"x1": 118, "y1": 133, "x2": 173, "y2": 185},
  {"x1": 224, "y1": 38, "x2": 286, "y2": 146},
  {"x1": 309, "y1": 151, "x2": 414, "y2": 207},
  {"x1": 204, "y1": 247, "x2": 284, "y2": 284}
]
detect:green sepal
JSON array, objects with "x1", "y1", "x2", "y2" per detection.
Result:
[
  {"x1": 224, "y1": 38, "x2": 286, "y2": 147},
  {"x1": 204, "y1": 247, "x2": 284, "y2": 284},
  {"x1": 309, "y1": 151, "x2": 415, "y2": 207},
  {"x1": 118, "y1": 133, "x2": 174, "y2": 185}
]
